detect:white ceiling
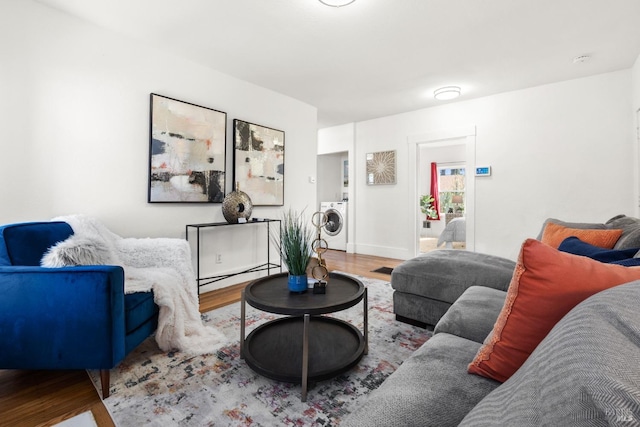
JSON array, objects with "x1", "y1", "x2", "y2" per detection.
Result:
[{"x1": 35, "y1": 0, "x2": 640, "y2": 128}]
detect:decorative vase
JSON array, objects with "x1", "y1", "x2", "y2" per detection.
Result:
[
  {"x1": 221, "y1": 185, "x2": 253, "y2": 224},
  {"x1": 288, "y1": 274, "x2": 308, "y2": 293}
]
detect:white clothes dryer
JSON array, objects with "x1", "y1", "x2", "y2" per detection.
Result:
[{"x1": 319, "y1": 201, "x2": 347, "y2": 251}]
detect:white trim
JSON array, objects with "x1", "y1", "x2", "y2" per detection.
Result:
[
  {"x1": 408, "y1": 126, "x2": 476, "y2": 145},
  {"x1": 636, "y1": 108, "x2": 640, "y2": 217},
  {"x1": 352, "y1": 243, "x2": 415, "y2": 260}
]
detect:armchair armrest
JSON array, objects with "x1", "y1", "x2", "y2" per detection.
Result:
[{"x1": 0, "y1": 265, "x2": 127, "y2": 370}]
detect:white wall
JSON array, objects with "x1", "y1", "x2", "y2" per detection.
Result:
[
  {"x1": 321, "y1": 70, "x2": 635, "y2": 261},
  {"x1": 1, "y1": 0, "x2": 318, "y2": 291},
  {"x1": 632, "y1": 54, "x2": 640, "y2": 208},
  {"x1": 318, "y1": 124, "x2": 355, "y2": 156},
  {"x1": 634, "y1": 55, "x2": 640, "y2": 114},
  {"x1": 317, "y1": 152, "x2": 344, "y2": 204}
]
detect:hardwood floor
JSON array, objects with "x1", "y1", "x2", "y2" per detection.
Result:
[{"x1": 0, "y1": 250, "x2": 402, "y2": 427}]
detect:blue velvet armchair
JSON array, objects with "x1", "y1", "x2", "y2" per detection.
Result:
[{"x1": 0, "y1": 221, "x2": 159, "y2": 398}]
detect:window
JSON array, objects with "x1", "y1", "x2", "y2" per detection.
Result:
[{"x1": 438, "y1": 166, "x2": 465, "y2": 214}]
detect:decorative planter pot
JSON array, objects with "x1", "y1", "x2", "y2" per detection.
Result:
[{"x1": 288, "y1": 274, "x2": 308, "y2": 293}]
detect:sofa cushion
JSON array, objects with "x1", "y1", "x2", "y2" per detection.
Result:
[
  {"x1": 540, "y1": 222, "x2": 622, "y2": 249},
  {"x1": 558, "y1": 236, "x2": 639, "y2": 262},
  {"x1": 342, "y1": 333, "x2": 501, "y2": 427},
  {"x1": 468, "y1": 239, "x2": 640, "y2": 383},
  {"x1": 0, "y1": 222, "x2": 74, "y2": 266},
  {"x1": 392, "y1": 250, "x2": 515, "y2": 303},
  {"x1": 434, "y1": 286, "x2": 506, "y2": 344},
  {"x1": 606, "y1": 214, "x2": 640, "y2": 250},
  {"x1": 460, "y1": 281, "x2": 640, "y2": 426},
  {"x1": 393, "y1": 291, "x2": 452, "y2": 327},
  {"x1": 536, "y1": 215, "x2": 640, "y2": 250}
]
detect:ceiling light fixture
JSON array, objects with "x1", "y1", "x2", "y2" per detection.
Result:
[
  {"x1": 434, "y1": 86, "x2": 461, "y2": 101},
  {"x1": 319, "y1": 0, "x2": 356, "y2": 7}
]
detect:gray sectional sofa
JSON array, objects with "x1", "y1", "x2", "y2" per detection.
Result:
[
  {"x1": 391, "y1": 250, "x2": 515, "y2": 327},
  {"x1": 342, "y1": 215, "x2": 640, "y2": 426},
  {"x1": 392, "y1": 214, "x2": 640, "y2": 328}
]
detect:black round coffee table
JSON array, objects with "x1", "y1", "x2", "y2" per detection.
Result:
[{"x1": 240, "y1": 272, "x2": 368, "y2": 401}]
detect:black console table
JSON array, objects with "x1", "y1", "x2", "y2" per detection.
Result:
[{"x1": 185, "y1": 220, "x2": 282, "y2": 294}]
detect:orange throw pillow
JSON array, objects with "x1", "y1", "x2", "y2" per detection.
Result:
[
  {"x1": 540, "y1": 222, "x2": 622, "y2": 248},
  {"x1": 468, "y1": 238, "x2": 640, "y2": 383}
]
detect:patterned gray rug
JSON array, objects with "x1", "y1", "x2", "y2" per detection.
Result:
[{"x1": 90, "y1": 274, "x2": 430, "y2": 426}]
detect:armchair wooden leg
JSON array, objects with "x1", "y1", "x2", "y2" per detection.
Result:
[{"x1": 100, "y1": 369, "x2": 110, "y2": 399}]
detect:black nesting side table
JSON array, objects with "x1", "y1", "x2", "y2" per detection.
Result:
[{"x1": 240, "y1": 272, "x2": 368, "y2": 402}]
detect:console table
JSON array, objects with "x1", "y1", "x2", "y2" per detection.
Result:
[{"x1": 185, "y1": 220, "x2": 282, "y2": 294}]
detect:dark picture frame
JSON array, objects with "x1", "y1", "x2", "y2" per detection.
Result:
[
  {"x1": 148, "y1": 93, "x2": 227, "y2": 203},
  {"x1": 233, "y1": 119, "x2": 285, "y2": 206}
]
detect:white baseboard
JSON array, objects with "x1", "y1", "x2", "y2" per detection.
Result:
[{"x1": 351, "y1": 243, "x2": 414, "y2": 260}]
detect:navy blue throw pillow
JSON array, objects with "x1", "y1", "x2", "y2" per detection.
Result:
[
  {"x1": 610, "y1": 258, "x2": 640, "y2": 266},
  {"x1": 558, "y1": 236, "x2": 640, "y2": 263}
]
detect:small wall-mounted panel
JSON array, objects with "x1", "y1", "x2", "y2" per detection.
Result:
[{"x1": 475, "y1": 166, "x2": 491, "y2": 176}]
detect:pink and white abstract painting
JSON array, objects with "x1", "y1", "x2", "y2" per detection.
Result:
[{"x1": 149, "y1": 94, "x2": 227, "y2": 203}]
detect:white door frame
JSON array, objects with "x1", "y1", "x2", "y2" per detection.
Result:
[
  {"x1": 408, "y1": 126, "x2": 477, "y2": 256},
  {"x1": 636, "y1": 108, "x2": 640, "y2": 217}
]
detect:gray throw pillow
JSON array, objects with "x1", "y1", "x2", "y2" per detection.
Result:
[
  {"x1": 606, "y1": 215, "x2": 640, "y2": 250},
  {"x1": 41, "y1": 234, "x2": 116, "y2": 267}
]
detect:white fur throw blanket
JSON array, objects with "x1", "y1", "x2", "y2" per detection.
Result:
[{"x1": 47, "y1": 215, "x2": 225, "y2": 355}]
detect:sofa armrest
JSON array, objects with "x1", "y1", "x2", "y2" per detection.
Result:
[{"x1": 0, "y1": 265, "x2": 127, "y2": 370}]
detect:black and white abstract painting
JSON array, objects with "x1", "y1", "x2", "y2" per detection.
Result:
[
  {"x1": 148, "y1": 94, "x2": 227, "y2": 203},
  {"x1": 233, "y1": 119, "x2": 284, "y2": 206}
]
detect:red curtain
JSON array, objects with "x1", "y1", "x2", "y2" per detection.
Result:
[{"x1": 428, "y1": 162, "x2": 440, "y2": 220}]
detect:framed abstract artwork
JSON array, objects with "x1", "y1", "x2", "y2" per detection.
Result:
[
  {"x1": 148, "y1": 93, "x2": 227, "y2": 203},
  {"x1": 233, "y1": 119, "x2": 285, "y2": 206},
  {"x1": 366, "y1": 150, "x2": 396, "y2": 185}
]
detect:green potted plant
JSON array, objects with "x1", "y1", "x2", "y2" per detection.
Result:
[
  {"x1": 420, "y1": 194, "x2": 437, "y2": 228},
  {"x1": 275, "y1": 208, "x2": 313, "y2": 292}
]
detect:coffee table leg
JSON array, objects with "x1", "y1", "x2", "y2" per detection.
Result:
[
  {"x1": 301, "y1": 314, "x2": 310, "y2": 402},
  {"x1": 364, "y1": 287, "x2": 369, "y2": 355},
  {"x1": 240, "y1": 289, "x2": 246, "y2": 360}
]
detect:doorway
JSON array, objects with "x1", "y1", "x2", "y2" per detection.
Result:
[
  {"x1": 408, "y1": 127, "x2": 476, "y2": 256},
  {"x1": 418, "y1": 142, "x2": 468, "y2": 253},
  {"x1": 317, "y1": 151, "x2": 348, "y2": 204}
]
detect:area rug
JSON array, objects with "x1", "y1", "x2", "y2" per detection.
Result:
[{"x1": 90, "y1": 273, "x2": 430, "y2": 426}]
